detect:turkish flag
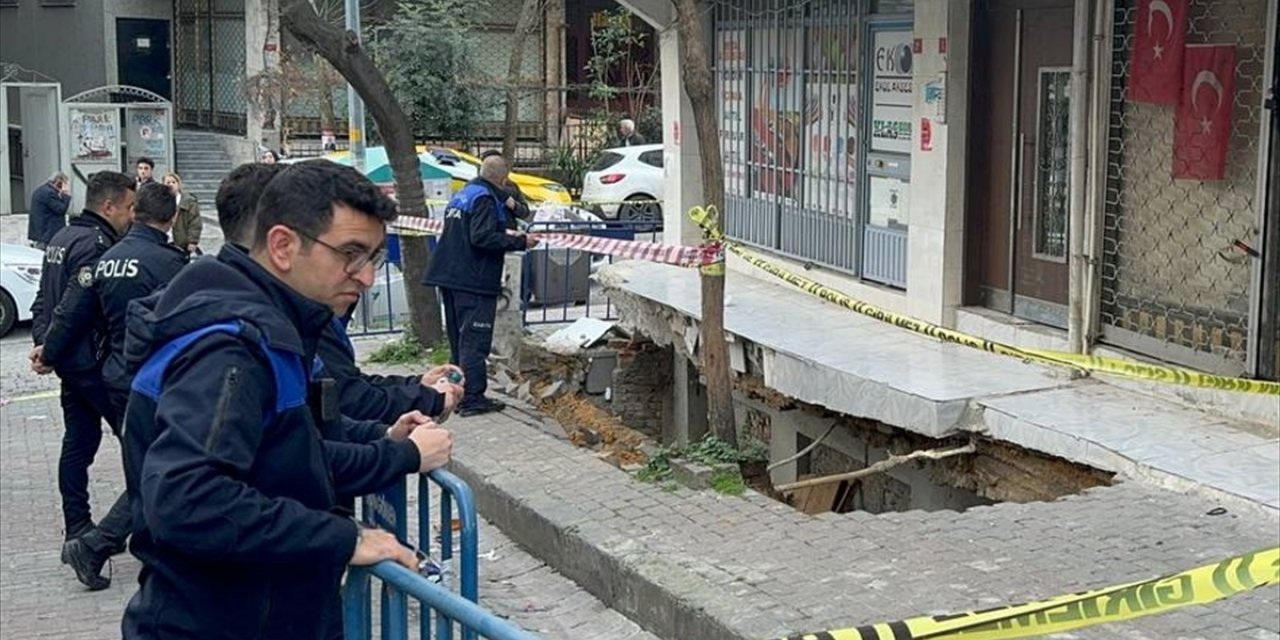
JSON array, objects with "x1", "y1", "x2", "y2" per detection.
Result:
[
  {"x1": 1173, "y1": 45, "x2": 1236, "y2": 181},
  {"x1": 1128, "y1": 0, "x2": 1189, "y2": 104}
]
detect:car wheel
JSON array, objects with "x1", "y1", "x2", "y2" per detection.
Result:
[
  {"x1": 618, "y1": 195, "x2": 663, "y2": 233},
  {"x1": 0, "y1": 288, "x2": 16, "y2": 338}
]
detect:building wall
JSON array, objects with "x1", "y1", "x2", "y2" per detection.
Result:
[
  {"x1": 103, "y1": 0, "x2": 174, "y2": 89},
  {"x1": 0, "y1": 3, "x2": 108, "y2": 97}
]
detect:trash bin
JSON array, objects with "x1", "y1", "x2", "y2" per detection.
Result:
[{"x1": 524, "y1": 247, "x2": 590, "y2": 307}]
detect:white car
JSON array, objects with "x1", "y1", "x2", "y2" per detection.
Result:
[
  {"x1": 581, "y1": 144, "x2": 664, "y2": 227},
  {"x1": 0, "y1": 243, "x2": 45, "y2": 337}
]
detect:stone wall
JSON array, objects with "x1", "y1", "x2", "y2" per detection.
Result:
[{"x1": 610, "y1": 341, "x2": 671, "y2": 439}]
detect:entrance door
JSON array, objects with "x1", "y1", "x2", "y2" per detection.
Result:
[
  {"x1": 19, "y1": 86, "x2": 63, "y2": 193},
  {"x1": 117, "y1": 19, "x2": 171, "y2": 100},
  {"x1": 968, "y1": 0, "x2": 1074, "y2": 328}
]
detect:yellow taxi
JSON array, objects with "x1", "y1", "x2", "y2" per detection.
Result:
[{"x1": 433, "y1": 148, "x2": 572, "y2": 204}]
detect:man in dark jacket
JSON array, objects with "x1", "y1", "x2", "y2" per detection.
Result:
[
  {"x1": 28, "y1": 170, "x2": 135, "y2": 590},
  {"x1": 96, "y1": 182, "x2": 189, "y2": 419},
  {"x1": 478, "y1": 150, "x2": 532, "y2": 229},
  {"x1": 27, "y1": 172, "x2": 72, "y2": 249},
  {"x1": 134, "y1": 156, "x2": 155, "y2": 187},
  {"x1": 423, "y1": 155, "x2": 538, "y2": 416},
  {"x1": 120, "y1": 160, "x2": 453, "y2": 640},
  {"x1": 215, "y1": 162, "x2": 463, "y2": 423},
  {"x1": 49, "y1": 183, "x2": 191, "y2": 586}
]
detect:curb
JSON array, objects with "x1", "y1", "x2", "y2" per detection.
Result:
[{"x1": 449, "y1": 405, "x2": 773, "y2": 640}]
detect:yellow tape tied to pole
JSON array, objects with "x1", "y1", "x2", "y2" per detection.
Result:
[{"x1": 781, "y1": 546, "x2": 1280, "y2": 640}]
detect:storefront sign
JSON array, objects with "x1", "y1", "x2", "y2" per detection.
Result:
[{"x1": 871, "y1": 29, "x2": 914, "y2": 154}]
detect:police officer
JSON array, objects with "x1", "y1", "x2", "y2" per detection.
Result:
[
  {"x1": 423, "y1": 155, "x2": 539, "y2": 416},
  {"x1": 28, "y1": 170, "x2": 135, "y2": 591},
  {"x1": 213, "y1": 162, "x2": 464, "y2": 424},
  {"x1": 120, "y1": 160, "x2": 453, "y2": 640},
  {"x1": 96, "y1": 182, "x2": 189, "y2": 421},
  {"x1": 478, "y1": 150, "x2": 532, "y2": 228}
]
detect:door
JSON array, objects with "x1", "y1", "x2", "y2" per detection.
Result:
[
  {"x1": 1258, "y1": 25, "x2": 1280, "y2": 380},
  {"x1": 968, "y1": 0, "x2": 1074, "y2": 328},
  {"x1": 117, "y1": 19, "x2": 171, "y2": 100},
  {"x1": 19, "y1": 86, "x2": 62, "y2": 195}
]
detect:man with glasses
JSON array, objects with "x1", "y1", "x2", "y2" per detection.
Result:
[
  {"x1": 27, "y1": 171, "x2": 136, "y2": 591},
  {"x1": 214, "y1": 162, "x2": 464, "y2": 426},
  {"x1": 120, "y1": 160, "x2": 453, "y2": 639},
  {"x1": 424, "y1": 155, "x2": 539, "y2": 416}
]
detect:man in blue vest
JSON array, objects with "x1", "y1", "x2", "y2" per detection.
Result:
[
  {"x1": 120, "y1": 160, "x2": 453, "y2": 639},
  {"x1": 423, "y1": 155, "x2": 538, "y2": 416}
]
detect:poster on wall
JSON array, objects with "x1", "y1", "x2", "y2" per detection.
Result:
[
  {"x1": 750, "y1": 27, "x2": 804, "y2": 202},
  {"x1": 871, "y1": 29, "x2": 914, "y2": 154},
  {"x1": 127, "y1": 108, "x2": 169, "y2": 163},
  {"x1": 70, "y1": 108, "x2": 119, "y2": 162},
  {"x1": 717, "y1": 29, "x2": 748, "y2": 198},
  {"x1": 803, "y1": 82, "x2": 857, "y2": 215},
  {"x1": 803, "y1": 23, "x2": 858, "y2": 215}
]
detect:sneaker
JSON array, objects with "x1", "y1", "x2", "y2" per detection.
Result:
[
  {"x1": 60, "y1": 537, "x2": 110, "y2": 591},
  {"x1": 458, "y1": 398, "x2": 507, "y2": 417}
]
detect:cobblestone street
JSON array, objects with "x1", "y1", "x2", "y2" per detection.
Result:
[{"x1": 0, "y1": 338, "x2": 655, "y2": 639}]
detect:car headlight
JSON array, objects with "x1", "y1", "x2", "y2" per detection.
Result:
[
  {"x1": 4, "y1": 263, "x2": 42, "y2": 285},
  {"x1": 543, "y1": 183, "x2": 566, "y2": 192}
]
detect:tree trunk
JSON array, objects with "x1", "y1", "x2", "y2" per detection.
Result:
[
  {"x1": 672, "y1": 0, "x2": 735, "y2": 448},
  {"x1": 503, "y1": 0, "x2": 543, "y2": 159},
  {"x1": 281, "y1": 0, "x2": 443, "y2": 347}
]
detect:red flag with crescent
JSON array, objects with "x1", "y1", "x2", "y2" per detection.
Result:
[
  {"x1": 1128, "y1": 0, "x2": 1188, "y2": 104},
  {"x1": 1173, "y1": 44, "x2": 1236, "y2": 180}
]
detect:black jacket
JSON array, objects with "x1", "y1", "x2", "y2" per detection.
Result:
[
  {"x1": 27, "y1": 181, "x2": 70, "y2": 245},
  {"x1": 500, "y1": 179, "x2": 531, "y2": 229},
  {"x1": 120, "y1": 245, "x2": 421, "y2": 640},
  {"x1": 317, "y1": 316, "x2": 446, "y2": 421},
  {"x1": 96, "y1": 224, "x2": 189, "y2": 393},
  {"x1": 422, "y1": 178, "x2": 526, "y2": 296},
  {"x1": 31, "y1": 209, "x2": 121, "y2": 376}
]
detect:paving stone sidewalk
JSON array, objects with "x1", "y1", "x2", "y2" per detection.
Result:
[
  {"x1": 0, "y1": 393, "x2": 655, "y2": 639},
  {"x1": 443, "y1": 400, "x2": 1280, "y2": 640}
]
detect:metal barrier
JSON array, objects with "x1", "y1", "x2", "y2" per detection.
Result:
[
  {"x1": 345, "y1": 470, "x2": 535, "y2": 640},
  {"x1": 346, "y1": 220, "x2": 663, "y2": 334},
  {"x1": 520, "y1": 220, "x2": 661, "y2": 326},
  {"x1": 348, "y1": 260, "x2": 408, "y2": 337}
]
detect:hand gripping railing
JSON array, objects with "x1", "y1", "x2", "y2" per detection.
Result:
[{"x1": 344, "y1": 469, "x2": 537, "y2": 640}]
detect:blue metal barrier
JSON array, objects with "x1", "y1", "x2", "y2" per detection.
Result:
[
  {"x1": 345, "y1": 563, "x2": 536, "y2": 640},
  {"x1": 521, "y1": 220, "x2": 661, "y2": 326},
  {"x1": 348, "y1": 260, "x2": 406, "y2": 337},
  {"x1": 346, "y1": 470, "x2": 528, "y2": 640}
]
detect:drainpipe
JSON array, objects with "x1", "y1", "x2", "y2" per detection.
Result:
[
  {"x1": 1067, "y1": 0, "x2": 1092, "y2": 354},
  {"x1": 1083, "y1": 1, "x2": 1115, "y2": 347}
]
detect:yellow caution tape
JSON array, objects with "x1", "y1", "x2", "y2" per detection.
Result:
[
  {"x1": 684, "y1": 206, "x2": 1280, "y2": 396},
  {"x1": 690, "y1": 205, "x2": 727, "y2": 276},
  {"x1": 780, "y1": 546, "x2": 1280, "y2": 640},
  {"x1": 0, "y1": 389, "x2": 59, "y2": 405}
]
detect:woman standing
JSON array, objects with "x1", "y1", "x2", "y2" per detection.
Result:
[{"x1": 164, "y1": 172, "x2": 203, "y2": 256}]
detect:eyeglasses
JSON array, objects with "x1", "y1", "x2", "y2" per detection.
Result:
[{"x1": 291, "y1": 228, "x2": 387, "y2": 276}]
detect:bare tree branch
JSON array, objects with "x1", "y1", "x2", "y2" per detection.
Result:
[{"x1": 281, "y1": 0, "x2": 443, "y2": 346}]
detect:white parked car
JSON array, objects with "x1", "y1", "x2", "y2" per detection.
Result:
[
  {"x1": 0, "y1": 243, "x2": 45, "y2": 337},
  {"x1": 581, "y1": 144, "x2": 664, "y2": 227}
]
